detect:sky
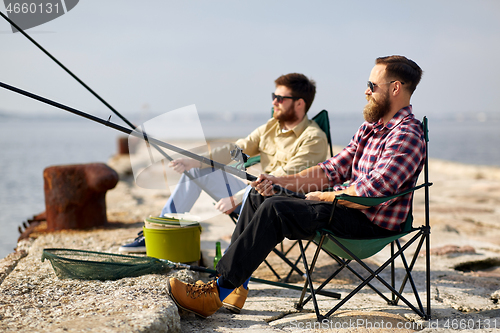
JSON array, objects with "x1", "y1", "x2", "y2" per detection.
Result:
[{"x1": 1, "y1": 0, "x2": 500, "y2": 124}]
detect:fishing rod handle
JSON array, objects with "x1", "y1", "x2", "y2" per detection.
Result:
[
  {"x1": 246, "y1": 173, "x2": 305, "y2": 199},
  {"x1": 273, "y1": 185, "x2": 306, "y2": 199}
]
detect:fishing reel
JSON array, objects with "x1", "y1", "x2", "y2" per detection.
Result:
[{"x1": 230, "y1": 145, "x2": 248, "y2": 170}]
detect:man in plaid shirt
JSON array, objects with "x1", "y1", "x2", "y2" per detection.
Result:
[
  {"x1": 318, "y1": 104, "x2": 425, "y2": 231},
  {"x1": 167, "y1": 55, "x2": 425, "y2": 318}
]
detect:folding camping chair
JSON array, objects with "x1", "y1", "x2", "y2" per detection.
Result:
[
  {"x1": 230, "y1": 109, "x2": 334, "y2": 282},
  {"x1": 295, "y1": 116, "x2": 432, "y2": 322}
]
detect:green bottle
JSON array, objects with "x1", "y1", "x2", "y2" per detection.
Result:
[{"x1": 213, "y1": 241, "x2": 222, "y2": 269}]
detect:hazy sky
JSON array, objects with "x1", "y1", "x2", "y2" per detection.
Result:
[{"x1": 1, "y1": 1, "x2": 499, "y2": 122}]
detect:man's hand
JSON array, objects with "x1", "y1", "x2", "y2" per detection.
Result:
[
  {"x1": 215, "y1": 196, "x2": 239, "y2": 214},
  {"x1": 305, "y1": 191, "x2": 330, "y2": 201},
  {"x1": 169, "y1": 158, "x2": 200, "y2": 174},
  {"x1": 306, "y1": 187, "x2": 369, "y2": 209},
  {"x1": 251, "y1": 174, "x2": 278, "y2": 197}
]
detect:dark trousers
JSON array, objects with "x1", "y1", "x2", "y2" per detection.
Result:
[{"x1": 216, "y1": 189, "x2": 398, "y2": 287}]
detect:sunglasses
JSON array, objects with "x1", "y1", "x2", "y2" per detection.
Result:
[
  {"x1": 367, "y1": 80, "x2": 405, "y2": 93},
  {"x1": 272, "y1": 93, "x2": 300, "y2": 103}
]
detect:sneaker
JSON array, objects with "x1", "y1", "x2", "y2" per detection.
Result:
[
  {"x1": 222, "y1": 285, "x2": 248, "y2": 314},
  {"x1": 118, "y1": 231, "x2": 146, "y2": 253},
  {"x1": 167, "y1": 278, "x2": 222, "y2": 318}
]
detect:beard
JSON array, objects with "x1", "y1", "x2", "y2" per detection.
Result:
[
  {"x1": 363, "y1": 90, "x2": 391, "y2": 123},
  {"x1": 274, "y1": 103, "x2": 299, "y2": 123}
]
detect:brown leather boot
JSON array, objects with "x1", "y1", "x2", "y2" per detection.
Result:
[
  {"x1": 167, "y1": 278, "x2": 222, "y2": 318},
  {"x1": 222, "y1": 285, "x2": 249, "y2": 314}
]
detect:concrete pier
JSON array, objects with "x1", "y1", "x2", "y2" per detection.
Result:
[{"x1": 2, "y1": 151, "x2": 500, "y2": 332}]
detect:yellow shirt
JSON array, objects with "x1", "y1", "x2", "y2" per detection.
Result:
[
  {"x1": 203, "y1": 115, "x2": 328, "y2": 202},
  {"x1": 235, "y1": 116, "x2": 328, "y2": 176}
]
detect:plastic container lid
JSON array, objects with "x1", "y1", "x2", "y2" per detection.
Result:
[{"x1": 144, "y1": 214, "x2": 200, "y2": 229}]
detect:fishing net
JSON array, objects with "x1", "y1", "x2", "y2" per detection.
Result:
[{"x1": 41, "y1": 248, "x2": 173, "y2": 281}]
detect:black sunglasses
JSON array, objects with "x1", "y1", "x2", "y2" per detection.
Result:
[
  {"x1": 367, "y1": 80, "x2": 405, "y2": 93},
  {"x1": 272, "y1": 93, "x2": 300, "y2": 103}
]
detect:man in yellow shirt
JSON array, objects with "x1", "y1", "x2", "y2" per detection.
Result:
[{"x1": 119, "y1": 73, "x2": 328, "y2": 253}]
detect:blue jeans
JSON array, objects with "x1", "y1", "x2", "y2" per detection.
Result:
[{"x1": 161, "y1": 167, "x2": 248, "y2": 216}]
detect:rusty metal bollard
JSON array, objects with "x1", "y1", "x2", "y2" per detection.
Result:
[
  {"x1": 43, "y1": 163, "x2": 119, "y2": 231},
  {"x1": 117, "y1": 136, "x2": 129, "y2": 155}
]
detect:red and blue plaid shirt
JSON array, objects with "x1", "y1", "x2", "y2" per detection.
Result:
[{"x1": 319, "y1": 106, "x2": 425, "y2": 231}]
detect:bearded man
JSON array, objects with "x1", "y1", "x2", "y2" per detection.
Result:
[
  {"x1": 120, "y1": 73, "x2": 328, "y2": 254},
  {"x1": 166, "y1": 55, "x2": 426, "y2": 319}
]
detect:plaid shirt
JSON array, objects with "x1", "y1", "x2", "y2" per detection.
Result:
[{"x1": 319, "y1": 106, "x2": 425, "y2": 231}]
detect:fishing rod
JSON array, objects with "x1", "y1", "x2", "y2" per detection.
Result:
[
  {"x1": 0, "y1": 10, "x2": 133, "y2": 129},
  {"x1": 0, "y1": 10, "x2": 240, "y2": 208},
  {"x1": 0, "y1": 81, "x2": 246, "y2": 180},
  {"x1": 0, "y1": 81, "x2": 305, "y2": 199},
  {"x1": 0, "y1": 12, "x2": 304, "y2": 198}
]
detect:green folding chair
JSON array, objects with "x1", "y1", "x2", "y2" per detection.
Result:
[
  {"x1": 231, "y1": 110, "x2": 335, "y2": 282},
  {"x1": 295, "y1": 116, "x2": 432, "y2": 322}
]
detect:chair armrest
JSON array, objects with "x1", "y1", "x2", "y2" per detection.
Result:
[
  {"x1": 244, "y1": 155, "x2": 261, "y2": 168},
  {"x1": 335, "y1": 182, "x2": 432, "y2": 207}
]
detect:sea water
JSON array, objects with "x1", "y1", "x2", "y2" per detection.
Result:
[{"x1": 1, "y1": 113, "x2": 499, "y2": 259}]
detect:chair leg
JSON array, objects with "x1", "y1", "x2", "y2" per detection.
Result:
[
  {"x1": 300, "y1": 235, "x2": 388, "y2": 308},
  {"x1": 262, "y1": 258, "x2": 282, "y2": 280},
  {"x1": 392, "y1": 233, "x2": 431, "y2": 319},
  {"x1": 297, "y1": 235, "x2": 325, "y2": 308},
  {"x1": 283, "y1": 240, "x2": 312, "y2": 282},
  {"x1": 300, "y1": 246, "x2": 391, "y2": 307},
  {"x1": 425, "y1": 226, "x2": 431, "y2": 320},
  {"x1": 294, "y1": 231, "x2": 429, "y2": 320},
  {"x1": 325, "y1": 235, "x2": 393, "y2": 303},
  {"x1": 391, "y1": 242, "x2": 396, "y2": 304},
  {"x1": 300, "y1": 257, "x2": 349, "y2": 308},
  {"x1": 394, "y1": 235, "x2": 423, "y2": 296},
  {"x1": 284, "y1": 240, "x2": 299, "y2": 256},
  {"x1": 270, "y1": 247, "x2": 305, "y2": 278},
  {"x1": 324, "y1": 232, "x2": 427, "y2": 318},
  {"x1": 297, "y1": 239, "x2": 327, "y2": 322},
  {"x1": 394, "y1": 239, "x2": 425, "y2": 314}
]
